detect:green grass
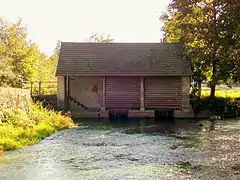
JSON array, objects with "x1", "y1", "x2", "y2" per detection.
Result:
[
  {"x1": 201, "y1": 86, "x2": 240, "y2": 98},
  {"x1": 191, "y1": 86, "x2": 240, "y2": 117},
  {"x1": 0, "y1": 102, "x2": 75, "y2": 151}
]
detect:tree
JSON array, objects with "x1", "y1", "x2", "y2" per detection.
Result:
[
  {"x1": 0, "y1": 18, "x2": 30, "y2": 86},
  {"x1": 86, "y1": 33, "x2": 114, "y2": 43},
  {"x1": 161, "y1": 0, "x2": 240, "y2": 98},
  {"x1": 0, "y1": 18, "x2": 59, "y2": 88},
  {"x1": 53, "y1": 40, "x2": 61, "y2": 56}
]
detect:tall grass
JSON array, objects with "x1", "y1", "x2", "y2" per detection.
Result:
[{"x1": 0, "y1": 102, "x2": 75, "y2": 151}]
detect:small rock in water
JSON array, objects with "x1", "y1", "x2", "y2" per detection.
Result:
[
  {"x1": 170, "y1": 145, "x2": 179, "y2": 150},
  {"x1": 198, "y1": 124, "x2": 203, "y2": 127}
]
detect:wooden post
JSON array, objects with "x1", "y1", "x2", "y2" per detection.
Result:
[
  {"x1": 101, "y1": 76, "x2": 106, "y2": 111},
  {"x1": 30, "y1": 82, "x2": 33, "y2": 97},
  {"x1": 39, "y1": 81, "x2": 42, "y2": 95},
  {"x1": 16, "y1": 94, "x2": 20, "y2": 108},
  {"x1": 140, "y1": 77, "x2": 145, "y2": 111},
  {"x1": 20, "y1": 80, "x2": 23, "y2": 89}
]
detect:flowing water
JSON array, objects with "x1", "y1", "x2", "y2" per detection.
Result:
[{"x1": 1, "y1": 119, "x2": 240, "y2": 180}]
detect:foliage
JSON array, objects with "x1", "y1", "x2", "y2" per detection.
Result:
[
  {"x1": 0, "y1": 18, "x2": 58, "y2": 88},
  {"x1": 161, "y1": 0, "x2": 240, "y2": 97},
  {"x1": 191, "y1": 95, "x2": 240, "y2": 118},
  {"x1": 190, "y1": 84, "x2": 240, "y2": 117},
  {"x1": 0, "y1": 17, "x2": 115, "y2": 93},
  {"x1": 0, "y1": 102, "x2": 75, "y2": 151},
  {"x1": 86, "y1": 32, "x2": 114, "y2": 43},
  {"x1": 201, "y1": 87, "x2": 240, "y2": 98}
]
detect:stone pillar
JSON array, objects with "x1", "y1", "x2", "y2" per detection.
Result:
[
  {"x1": 140, "y1": 77, "x2": 145, "y2": 111},
  {"x1": 174, "y1": 76, "x2": 194, "y2": 118},
  {"x1": 65, "y1": 75, "x2": 70, "y2": 111},
  {"x1": 182, "y1": 76, "x2": 190, "y2": 110},
  {"x1": 57, "y1": 76, "x2": 65, "y2": 110},
  {"x1": 101, "y1": 76, "x2": 106, "y2": 111}
]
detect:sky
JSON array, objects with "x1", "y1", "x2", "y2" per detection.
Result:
[{"x1": 0, "y1": 0, "x2": 170, "y2": 55}]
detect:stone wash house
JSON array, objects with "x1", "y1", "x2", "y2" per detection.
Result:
[{"x1": 56, "y1": 42, "x2": 194, "y2": 119}]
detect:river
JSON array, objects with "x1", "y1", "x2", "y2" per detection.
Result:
[{"x1": 0, "y1": 119, "x2": 240, "y2": 180}]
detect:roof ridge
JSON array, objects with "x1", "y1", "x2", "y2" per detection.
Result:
[{"x1": 61, "y1": 42, "x2": 183, "y2": 45}]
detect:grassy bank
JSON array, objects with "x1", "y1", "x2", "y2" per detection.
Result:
[
  {"x1": 192, "y1": 96, "x2": 239, "y2": 117},
  {"x1": 201, "y1": 86, "x2": 240, "y2": 98},
  {"x1": 0, "y1": 102, "x2": 75, "y2": 151},
  {"x1": 191, "y1": 87, "x2": 240, "y2": 118},
  {"x1": 189, "y1": 86, "x2": 240, "y2": 118}
]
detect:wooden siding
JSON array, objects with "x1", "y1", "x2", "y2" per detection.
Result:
[
  {"x1": 105, "y1": 77, "x2": 140, "y2": 109},
  {"x1": 144, "y1": 77, "x2": 181, "y2": 109}
]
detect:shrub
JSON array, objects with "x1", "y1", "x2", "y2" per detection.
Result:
[
  {"x1": 191, "y1": 96, "x2": 240, "y2": 118},
  {"x1": 0, "y1": 102, "x2": 75, "y2": 151}
]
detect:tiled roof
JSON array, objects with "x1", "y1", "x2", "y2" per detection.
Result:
[{"x1": 56, "y1": 42, "x2": 192, "y2": 76}]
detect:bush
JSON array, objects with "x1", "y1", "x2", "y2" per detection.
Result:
[
  {"x1": 191, "y1": 96, "x2": 240, "y2": 118},
  {"x1": 0, "y1": 102, "x2": 75, "y2": 151}
]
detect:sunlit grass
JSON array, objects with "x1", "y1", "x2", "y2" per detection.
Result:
[
  {"x1": 0, "y1": 102, "x2": 75, "y2": 151},
  {"x1": 201, "y1": 87, "x2": 240, "y2": 98}
]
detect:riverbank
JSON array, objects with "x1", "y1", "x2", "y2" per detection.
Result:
[
  {"x1": 0, "y1": 87, "x2": 75, "y2": 152},
  {"x1": 191, "y1": 96, "x2": 240, "y2": 119},
  {"x1": 0, "y1": 102, "x2": 75, "y2": 151}
]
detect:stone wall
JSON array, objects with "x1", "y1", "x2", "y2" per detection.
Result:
[
  {"x1": 182, "y1": 76, "x2": 191, "y2": 110},
  {"x1": 57, "y1": 76, "x2": 103, "y2": 115},
  {"x1": 69, "y1": 76, "x2": 103, "y2": 110},
  {"x1": 57, "y1": 76, "x2": 65, "y2": 109},
  {"x1": 174, "y1": 76, "x2": 194, "y2": 118}
]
